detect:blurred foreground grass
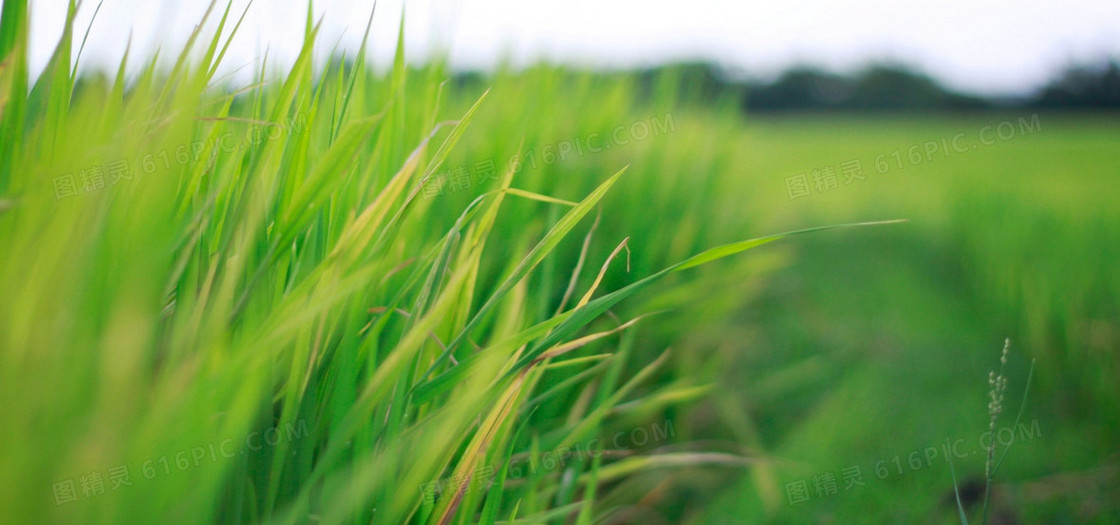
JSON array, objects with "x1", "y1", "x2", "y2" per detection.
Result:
[{"x1": 1, "y1": 2, "x2": 1118, "y2": 523}]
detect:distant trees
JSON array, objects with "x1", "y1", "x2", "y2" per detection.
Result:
[
  {"x1": 740, "y1": 59, "x2": 1120, "y2": 112},
  {"x1": 622, "y1": 61, "x2": 993, "y2": 112},
  {"x1": 1033, "y1": 60, "x2": 1120, "y2": 109},
  {"x1": 741, "y1": 64, "x2": 989, "y2": 112},
  {"x1": 449, "y1": 58, "x2": 1120, "y2": 113}
]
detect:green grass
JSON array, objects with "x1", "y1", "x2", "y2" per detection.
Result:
[
  {"x1": 697, "y1": 115, "x2": 1120, "y2": 523},
  {"x1": 2, "y1": 2, "x2": 1118, "y2": 524}
]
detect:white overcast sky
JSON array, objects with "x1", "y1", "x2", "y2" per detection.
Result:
[{"x1": 27, "y1": 0, "x2": 1120, "y2": 96}]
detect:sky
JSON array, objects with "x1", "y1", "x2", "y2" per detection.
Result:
[{"x1": 26, "y1": 0, "x2": 1120, "y2": 97}]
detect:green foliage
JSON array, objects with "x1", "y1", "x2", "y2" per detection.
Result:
[
  {"x1": 3, "y1": 3, "x2": 1116, "y2": 524},
  {"x1": 0, "y1": 4, "x2": 884, "y2": 524}
]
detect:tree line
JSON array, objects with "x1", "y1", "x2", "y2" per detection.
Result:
[{"x1": 631, "y1": 59, "x2": 1120, "y2": 112}]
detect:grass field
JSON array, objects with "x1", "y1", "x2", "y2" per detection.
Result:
[
  {"x1": 695, "y1": 115, "x2": 1120, "y2": 523},
  {"x1": 1, "y1": 3, "x2": 1117, "y2": 523}
]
